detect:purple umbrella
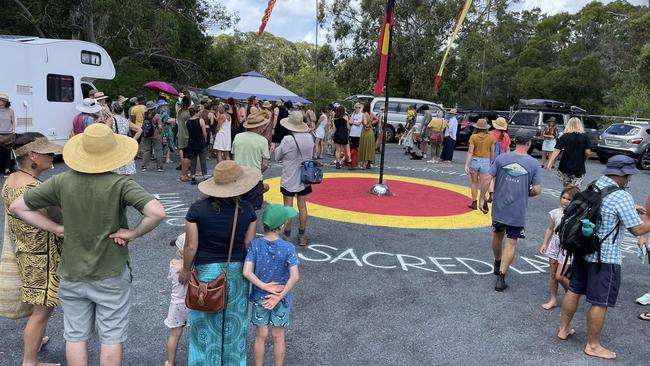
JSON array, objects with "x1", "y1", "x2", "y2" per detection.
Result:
[{"x1": 143, "y1": 81, "x2": 179, "y2": 96}]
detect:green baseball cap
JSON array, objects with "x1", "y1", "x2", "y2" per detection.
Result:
[{"x1": 263, "y1": 204, "x2": 298, "y2": 230}]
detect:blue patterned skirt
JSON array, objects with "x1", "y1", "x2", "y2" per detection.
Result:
[{"x1": 188, "y1": 262, "x2": 248, "y2": 366}]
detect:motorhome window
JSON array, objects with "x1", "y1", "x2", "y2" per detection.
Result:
[
  {"x1": 47, "y1": 74, "x2": 74, "y2": 102},
  {"x1": 81, "y1": 51, "x2": 101, "y2": 66},
  {"x1": 509, "y1": 112, "x2": 538, "y2": 126}
]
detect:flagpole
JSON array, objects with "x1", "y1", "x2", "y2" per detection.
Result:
[{"x1": 370, "y1": 1, "x2": 395, "y2": 197}]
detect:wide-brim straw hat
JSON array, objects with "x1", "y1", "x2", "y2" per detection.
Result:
[
  {"x1": 262, "y1": 101, "x2": 272, "y2": 109},
  {"x1": 116, "y1": 95, "x2": 128, "y2": 105},
  {"x1": 76, "y1": 98, "x2": 102, "y2": 114},
  {"x1": 243, "y1": 111, "x2": 270, "y2": 129},
  {"x1": 198, "y1": 160, "x2": 262, "y2": 198},
  {"x1": 474, "y1": 118, "x2": 490, "y2": 130},
  {"x1": 0, "y1": 94, "x2": 9, "y2": 102},
  {"x1": 93, "y1": 91, "x2": 109, "y2": 100},
  {"x1": 492, "y1": 117, "x2": 508, "y2": 131},
  {"x1": 63, "y1": 123, "x2": 138, "y2": 174},
  {"x1": 280, "y1": 111, "x2": 310, "y2": 133},
  {"x1": 14, "y1": 137, "x2": 63, "y2": 157},
  {"x1": 546, "y1": 116, "x2": 557, "y2": 123}
]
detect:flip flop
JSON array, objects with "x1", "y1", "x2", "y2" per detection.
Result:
[
  {"x1": 638, "y1": 312, "x2": 650, "y2": 321},
  {"x1": 558, "y1": 328, "x2": 576, "y2": 340}
]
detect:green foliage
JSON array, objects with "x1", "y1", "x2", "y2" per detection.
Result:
[
  {"x1": 284, "y1": 67, "x2": 342, "y2": 109},
  {"x1": 94, "y1": 62, "x2": 160, "y2": 100}
]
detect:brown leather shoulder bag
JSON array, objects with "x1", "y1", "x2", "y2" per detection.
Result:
[{"x1": 185, "y1": 200, "x2": 239, "y2": 312}]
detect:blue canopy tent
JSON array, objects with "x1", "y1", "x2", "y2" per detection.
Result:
[{"x1": 205, "y1": 71, "x2": 311, "y2": 104}]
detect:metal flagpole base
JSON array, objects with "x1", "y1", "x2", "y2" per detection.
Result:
[{"x1": 369, "y1": 183, "x2": 393, "y2": 197}]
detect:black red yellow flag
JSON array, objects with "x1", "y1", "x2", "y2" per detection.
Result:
[{"x1": 374, "y1": 0, "x2": 395, "y2": 96}]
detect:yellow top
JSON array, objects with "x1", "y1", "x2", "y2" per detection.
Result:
[{"x1": 469, "y1": 132, "x2": 495, "y2": 158}]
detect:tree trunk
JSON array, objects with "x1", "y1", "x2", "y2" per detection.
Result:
[{"x1": 12, "y1": 0, "x2": 46, "y2": 38}]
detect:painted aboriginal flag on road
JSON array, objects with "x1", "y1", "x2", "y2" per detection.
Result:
[
  {"x1": 374, "y1": 0, "x2": 396, "y2": 96},
  {"x1": 258, "y1": 0, "x2": 278, "y2": 36},
  {"x1": 433, "y1": 0, "x2": 473, "y2": 93}
]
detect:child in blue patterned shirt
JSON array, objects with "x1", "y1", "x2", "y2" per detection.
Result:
[{"x1": 243, "y1": 204, "x2": 300, "y2": 366}]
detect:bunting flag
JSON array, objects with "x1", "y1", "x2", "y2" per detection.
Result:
[
  {"x1": 433, "y1": 0, "x2": 473, "y2": 93},
  {"x1": 257, "y1": 0, "x2": 278, "y2": 36},
  {"x1": 374, "y1": 0, "x2": 396, "y2": 96}
]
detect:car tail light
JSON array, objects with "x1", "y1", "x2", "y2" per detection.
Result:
[{"x1": 627, "y1": 138, "x2": 643, "y2": 144}]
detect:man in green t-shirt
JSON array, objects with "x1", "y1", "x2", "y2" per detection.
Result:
[
  {"x1": 232, "y1": 110, "x2": 271, "y2": 210},
  {"x1": 10, "y1": 123, "x2": 166, "y2": 366}
]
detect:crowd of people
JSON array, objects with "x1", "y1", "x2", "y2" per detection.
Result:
[{"x1": 2, "y1": 88, "x2": 650, "y2": 365}]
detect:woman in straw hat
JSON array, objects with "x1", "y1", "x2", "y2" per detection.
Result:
[
  {"x1": 178, "y1": 160, "x2": 260, "y2": 365},
  {"x1": 487, "y1": 117, "x2": 511, "y2": 202},
  {"x1": 464, "y1": 118, "x2": 495, "y2": 213},
  {"x1": 275, "y1": 111, "x2": 315, "y2": 246},
  {"x1": 0, "y1": 93, "x2": 16, "y2": 176},
  {"x1": 2, "y1": 132, "x2": 63, "y2": 366}
]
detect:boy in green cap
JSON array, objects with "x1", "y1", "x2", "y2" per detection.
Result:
[{"x1": 243, "y1": 204, "x2": 301, "y2": 366}]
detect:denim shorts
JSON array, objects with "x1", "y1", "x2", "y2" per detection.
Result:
[
  {"x1": 469, "y1": 157, "x2": 490, "y2": 174},
  {"x1": 251, "y1": 300, "x2": 292, "y2": 327},
  {"x1": 59, "y1": 267, "x2": 132, "y2": 344},
  {"x1": 569, "y1": 256, "x2": 621, "y2": 307}
]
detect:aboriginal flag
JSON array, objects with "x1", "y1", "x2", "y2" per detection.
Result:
[
  {"x1": 374, "y1": 0, "x2": 395, "y2": 96},
  {"x1": 258, "y1": 0, "x2": 277, "y2": 36}
]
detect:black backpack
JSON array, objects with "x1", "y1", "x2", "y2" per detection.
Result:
[
  {"x1": 142, "y1": 114, "x2": 155, "y2": 138},
  {"x1": 556, "y1": 182, "x2": 621, "y2": 272}
]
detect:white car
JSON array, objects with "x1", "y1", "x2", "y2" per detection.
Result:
[{"x1": 370, "y1": 97, "x2": 445, "y2": 142}]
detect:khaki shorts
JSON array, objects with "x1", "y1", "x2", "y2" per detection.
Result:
[{"x1": 59, "y1": 267, "x2": 132, "y2": 344}]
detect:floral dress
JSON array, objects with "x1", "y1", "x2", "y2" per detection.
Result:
[
  {"x1": 159, "y1": 108, "x2": 176, "y2": 153},
  {"x1": 2, "y1": 181, "x2": 61, "y2": 307}
]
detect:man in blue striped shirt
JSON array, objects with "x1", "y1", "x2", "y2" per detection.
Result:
[{"x1": 558, "y1": 155, "x2": 650, "y2": 360}]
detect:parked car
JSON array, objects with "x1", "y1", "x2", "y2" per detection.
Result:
[
  {"x1": 455, "y1": 110, "x2": 509, "y2": 148},
  {"x1": 596, "y1": 122, "x2": 650, "y2": 168},
  {"x1": 370, "y1": 97, "x2": 445, "y2": 142},
  {"x1": 507, "y1": 99, "x2": 601, "y2": 153}
]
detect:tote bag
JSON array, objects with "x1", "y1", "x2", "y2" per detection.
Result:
[{"x1": 0, "y1": 211, "x2": 33, "y2": 319}]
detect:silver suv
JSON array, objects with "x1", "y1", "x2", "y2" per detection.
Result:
[{"x1": 596, "y1": 122, "x2": 650, "y2": 168}]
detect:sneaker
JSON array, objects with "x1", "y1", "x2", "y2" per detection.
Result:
[
  {"x1": 493, "y1": 259, "x2": 501, "y2": 275},
  {"x1": 157, "y1": 167, "x2": 163, "y2": 172},
  {"x1": 636, "y1": 293, "x2": 650, "y2": 305},
  {"x1": 141, "y1": 166, "x2": 147, "y2": 172},
  {"x1": 495, "y1": 273, "x2": 508, "y2": 292},
  {"x1": 298, "y1": 235, "x2": 308, "y2": 247}
]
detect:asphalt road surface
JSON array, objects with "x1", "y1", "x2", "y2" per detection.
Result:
[{"x1": 1, "y1": 144, "x2": 650, "y2": 365}]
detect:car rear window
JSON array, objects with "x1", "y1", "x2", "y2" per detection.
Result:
[
  {"x1": 605, "y1": 124, "x2": 639, "y2": 136},
  {"x1": 509, "y1": 112, "x2": 538, "y2": 126}
]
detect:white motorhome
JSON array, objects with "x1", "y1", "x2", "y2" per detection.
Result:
[{"x1": 0, "y1": 35, "x2": 115, "y2": 144}]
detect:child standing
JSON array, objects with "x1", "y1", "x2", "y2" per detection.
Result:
[
  {"x1": 165, "y1": 234, "x2": 189, "y2": 366},
  {"x1": 539, "y1": 186, "x2": 580, "y2": 310},
  {"x1": 243, "y1": 204, "x2": 301, "y2": 366}
]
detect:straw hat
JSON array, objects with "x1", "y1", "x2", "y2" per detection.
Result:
[
  {"x1": 63, "y1": 123, "x2": 138, "y2": 174},
  {"x1": 0, "y1": 94, "x2": 9, "y2": 102},
  {"x1": 145, "y1": 101, "x2": 157, "y2": 110},
  {"x1": 262, "y1": 101, "x2": 272, "y2": 109},
  {"x1": 14, "y1": 137, "x2": 63, "y2": 157},
  {"x1": 198, "y1": 160, "x2": 262, "y2": 198},
  {"x1": 492, "y1": 117, "x2": 508, "y2": 131},
  {"x1": 93, "y1": 91, "x2": 108, "y2": 100},
  {"x1": 449, "y1": 108, "x2": 458, "y2": 115},
  {"x1": 546, "y1": 116, "x2": 557, "y2": 124},
  {"x1": 243, "y1": 111, "x2": 270, "y2": 129},
  {"x1": 474, "y1": 118, "x2": 489, "y2": 130},
  {"x1": 76, "y1": 98, "x2": 102, "y2": 114},
  {"x1": 280, "y1": 111, "x2": 310, "y2": 133},
  {"x1": 116, "y1": 95, "x2": 128, "y2": 105}
]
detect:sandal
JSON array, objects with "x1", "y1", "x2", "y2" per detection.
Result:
[
  {"x1": 638, "y1": 312, "x2": 650, "y2": 321},
  {"x1": 178, "y1": 176, "x2": 191, "y2": 182}
]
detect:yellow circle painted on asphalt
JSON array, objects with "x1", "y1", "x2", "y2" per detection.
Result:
[{"x1": 264, "y1": 172, "x2": 492, "y2": 229}]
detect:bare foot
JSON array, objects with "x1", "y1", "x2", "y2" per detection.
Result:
[
  {"x1": 557, "y1": 328, "x2": 575, "y2": 340},
  {"x1": 584, "y1": 344, "x2": 617, "y2": 359},
  {"x1": 542, "y1": 300, "x2": 557, "y2": 310}
]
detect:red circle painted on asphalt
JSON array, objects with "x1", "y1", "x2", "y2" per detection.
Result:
[{"x1": 306, "y1": 177, "x2": 473, "y2": 216}]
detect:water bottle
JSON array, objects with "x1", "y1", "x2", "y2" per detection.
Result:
[{"x1": 581, "y1": 219, "x2": 596, "y2": 237}]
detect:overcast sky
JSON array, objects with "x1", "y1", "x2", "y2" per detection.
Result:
[{"x1": 216, "y1": 0, "x2": 649, "y2": 43}]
